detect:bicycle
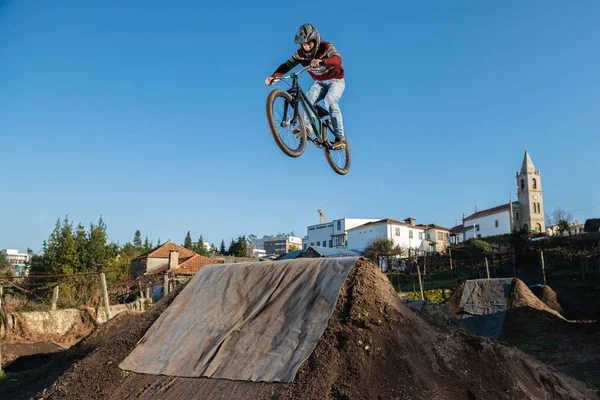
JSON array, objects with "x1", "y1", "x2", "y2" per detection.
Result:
[{"x1": 266, "y1": 66, "x2": 351, "y2": 175}]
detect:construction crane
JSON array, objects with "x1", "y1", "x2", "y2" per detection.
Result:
[{"x1": 318, "y1": 209, "x2": 328, "y2": 224}]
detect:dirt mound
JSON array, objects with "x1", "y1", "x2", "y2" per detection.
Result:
[
  {"x1": 509, "y1": 280, "x2": 566, "y2": 320},
  {"x1": 42, "y1": 261, "x2": 597, "y2": 400},
  {"x1": 530, "y1": 285, "x2": 564, "y2": 315}
]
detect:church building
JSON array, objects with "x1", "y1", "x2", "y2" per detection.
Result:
[{"x1": 450, "y1": 151, "x2": 546, "y2": 242}]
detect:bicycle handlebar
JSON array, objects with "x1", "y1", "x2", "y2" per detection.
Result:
[{"x1": 271, "y1": 65, "x2": 310, "y2": 83}]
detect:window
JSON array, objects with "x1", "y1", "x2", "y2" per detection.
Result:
[
  {"x1": 395, "y1": 227, "x2": 401, "y2": 236},
  {"x1": 311, "y1": 242, "x2": 314, "y2": 246},
  {"x1": 317, "y1": 241, "x2": 321, "y2": 246},
  {"x1": 520, "y1": 179, "x2": 525, "y2": 190},
  {"x1": 516, "y1": 212, "x2": 519, "y2": 220},
  {"x1": 476, "y1": 224, "x2": 480, "y2": 232},
  {"x1": 322, "y1": 241, "x2": 327, "y2": 248},
  {"x1": 329, "y1": 240, "x2": 333, "y2": 247},
  {"x1": 437, "y1": 232, "x2": 443, "y2": 240},
  {"x1": 532, "y1": 178, "x2": 537, "y2": 189},
  {"x1": 537, "y1": 203, "x2": 541, "y2": 214},
  {"x1": 337, "y1": 221, "x2": 341, "y2": 230},
  {"x1": 418, "y1": 232, "x2": 423, "y2": 239},
  {"x1": 495, "y1": 220, "x2": 499, "y2": 228},
  {"x1": 409, "y1": 230, "x2": 413, "y2": 239},
  {"x1": 477, "y1": 234, "x2": 482, "y2": 238},
  {"x1": 426, "y1": 233, "x2": 431, "y2": 240}
]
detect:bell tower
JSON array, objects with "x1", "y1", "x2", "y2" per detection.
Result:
[{"x1": 516, "y1": 151, "x2": 545, "y2": 232}]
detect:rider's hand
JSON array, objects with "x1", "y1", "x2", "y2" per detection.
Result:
[
  {"x1": 310, "y1": 59, "x2": 322, "y2": 68},
  {"x1": 265, "y1": 76, "x2": 275, "y2": 86}
]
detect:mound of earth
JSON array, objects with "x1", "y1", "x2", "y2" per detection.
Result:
[
  {"x1": 529, "y1": 285, "x2": 564, "y2": 315},
  {"x1": 41, "y1": 260, "x2": 597, "y2": 400}
]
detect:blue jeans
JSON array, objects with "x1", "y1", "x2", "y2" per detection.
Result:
[{"x1": 304, "y1": 78, "x2": 345, "y2": 139}]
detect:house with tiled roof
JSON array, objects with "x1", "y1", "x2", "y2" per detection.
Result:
[
  {"x1": 452, "y1": 151, "x2": 546, "y2": 240},
  {"x1": 347, "y1": 217, "x2": 450, "y2": 254},
  {"x1": 130, "y1": 240, "x2": 216, "y2": 278}
]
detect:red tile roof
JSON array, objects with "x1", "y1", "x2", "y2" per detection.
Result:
[
  {"x1": 463, "y1": 203, "x2": 518, "y2": 222},
  {"x1": 133, "y1": 241, "x2": 197, "y2": 261},
  {"x1": 450, "y1": 225, "x2": 464, "y2": 235},
  {"x1": 175, "y1": 254, "x2": 216, "y2": 275}
]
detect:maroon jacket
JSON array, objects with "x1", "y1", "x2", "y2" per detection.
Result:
[{"x1": 271, "y1": 41, "x2": 344, "y2": 81}]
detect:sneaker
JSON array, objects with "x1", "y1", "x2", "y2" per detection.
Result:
[{"x1": 332, "y1": 136, "x2": 347, "y2": 149}]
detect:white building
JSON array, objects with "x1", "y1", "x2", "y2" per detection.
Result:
[
  {"x1": 1, "y1": 249, "x2": 30, "y2": 276},
  {"x1": 452, "y1": 151, "x2": 546, "y2": 240},
  {"x1": 305, "y1": 218, "x2": 380, "y2": 250},
  {"x1": 462, "y1": 204, "x2": 513, "y2": 240},
  {"x1": 347, "y1": 218, "x2": 448, "y2": 254}
]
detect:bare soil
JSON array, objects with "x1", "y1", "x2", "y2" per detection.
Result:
[
  {"x1": 37, "y1": 260, "x2": 598, "y2": 400},
  {"x1": 447, "y1": 278, "x2": 600, "y2": 392}
]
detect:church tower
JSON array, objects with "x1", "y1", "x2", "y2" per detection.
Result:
[{"x1": 515, "y1": 151, "x2": 545, "y2": 232}]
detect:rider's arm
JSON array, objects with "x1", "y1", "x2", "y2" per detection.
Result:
[
  {"x1": 271, "y1": 52, "x2": 301, "y2": 78},
  {"x1": 321, "y1": 43, "x2": 342, "y2": 67}
]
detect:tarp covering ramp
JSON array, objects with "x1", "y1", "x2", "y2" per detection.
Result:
[
  {"x1": 119, "y1": 257, "x2": 360, "y2": 383},
  {"x1": 458, "y1": 278, "x2": 513, "y2": 339}
]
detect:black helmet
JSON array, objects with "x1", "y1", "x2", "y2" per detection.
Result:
[{"x1": 294, "y1": 23, "x2": 320, "y2": 57}]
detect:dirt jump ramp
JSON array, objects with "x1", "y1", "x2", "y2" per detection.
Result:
[{"x1": 43, "y1": 259, "x2": 598, "y2": 400}]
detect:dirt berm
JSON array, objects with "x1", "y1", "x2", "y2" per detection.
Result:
[{"x1": 42, "y1": 260, "x2": 597, "y2": 400}]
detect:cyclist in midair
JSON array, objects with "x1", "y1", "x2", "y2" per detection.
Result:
[{"x1": 265, "y1": 23, "x2": 347, "y2": 149}]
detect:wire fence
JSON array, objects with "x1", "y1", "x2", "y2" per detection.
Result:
[{"x1": 380, "y1": 245, "x2": 600, "y2": 298}]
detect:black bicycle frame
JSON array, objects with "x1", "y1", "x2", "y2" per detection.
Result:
[{"x1": 286, "y1": 75, "x2": 333, "y2": 142}]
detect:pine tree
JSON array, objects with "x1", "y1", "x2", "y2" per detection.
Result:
[
  {"x1": 88, "y1": 216, "x2": 112, "y2": 272},
  {"x1": 56, "y1": 216, "x2": 77, "y2": 275},
  {"x1": 220, "y1": 239, "x2": 226, "y2": 255},
  {"x1": 74, "y1": 223, "x2": 88, "y2": 273},
  {"x1": 143, "y1": 237, "x2": 152, "y2": 253},
  {"x1": 184, "y1": 231, "x2": 193, "y2": 250},
  {"x1": 195, "y1": 235, "x2": 206, "y2": 256},
  {"x1": 228, "y1": 238, "x2": 236, "y2": 256},
  {"x1": 133, "y1": 230, "x2": 143, "y2": 250}
]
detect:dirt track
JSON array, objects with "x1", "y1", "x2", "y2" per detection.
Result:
[{"x1": 38, "y1": 261, "x2": 598, "y2": 399}]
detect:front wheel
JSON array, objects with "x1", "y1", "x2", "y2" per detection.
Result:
[
  {"x1": 266, "y1": 89, "x2": 307, "y2": 158},
  {"x1": 323, "y1": 130, "x2": 352, "y2": 175}
]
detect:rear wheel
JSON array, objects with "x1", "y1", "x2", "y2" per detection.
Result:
[
  {"x1": 266, "y1": 89, "x2": 307, "y2": 158},
  {"x1": 323, "y1": 125, "x2": 351, "y2": 175}
]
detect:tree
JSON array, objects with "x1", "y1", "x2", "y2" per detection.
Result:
[
  {"x1": 363, "y1": 238, "x2": 405, "y2": 260},
  {"x1": 119, "y1": 242, "x2": 141, "y2": 267},
  {"x1": 184, "y1": 231, "x2": 193, "y2": 250},
  {"x1": 0, "y1": 251, "x2": 12, "y2": 275},
  {"x1": 228, "y1": 238, "x2": 236, "y2": 256},
  {"x1": 143, "y1": 237, "x2": 152, "y2": 253},
  {"x1": 220, "y1": 239, "x2": 226, "y2": 255},
  {"x1": 133, "y1": 230, "x2": 143, "y2": 250},
  {"x1": 74, "y1": 223, "x2": 88, "y2": 273},
  {"x1": 549, "y1": 207, "x2": 574, "y2": 236},
  {"x1": 87, "y1": 216, "x2": 114, "y2": 272},
  {"x1": 195, "y1": 235, "x2": 207, "y2": 256}
]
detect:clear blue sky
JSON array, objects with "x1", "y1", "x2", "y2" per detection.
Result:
[{"x1": 1, "y1": 1, "x2": 599, "y2": 252}]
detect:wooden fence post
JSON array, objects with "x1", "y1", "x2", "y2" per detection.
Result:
[
  {"x1": 485, "y1": 257, "x2": 490, "y2": 279},
  {"x1": 512, "y1": 247, "x2": 517, "y2": 277},
  {"x1": 416, "y1": 262, "x2": 425, "y2": 301},
  {"x1": 100, "y1": 273, "x2": 112, "y2": 321},
  {"x1": 51, "y1": 285, "x2": 59, "y2": 311},
  {"x1": 163, "y1": 273, "x2": 169, "y2": 296},
  {"x1": 540, "y1": 251, "x2": 547, "y2": 285}
]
